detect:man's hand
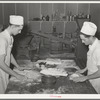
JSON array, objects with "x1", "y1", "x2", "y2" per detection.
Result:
[
  {"x1": 17, "y1": 66, "x2": 25, "y2": 71},
  {"x1": 71, "y1": 76, "x2": 87, "y2": 82},
  {"x1": 16, "y1": 74, "x2": 28, "y2": 82},
  {"x1": 17, "y1": 65, "x2": 32, "y2": 71},
  {"x1": 76, "y1": 69, "x2": 85, "y2": 74}
]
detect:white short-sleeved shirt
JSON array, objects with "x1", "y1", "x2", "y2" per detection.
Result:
[
  {"x1": 87, "y1": 38, "x2": 100, "y2": 93},
  {"x1": 0, "y1": 30, "x2": 13, "y2": 79},
  {"x1": 87, "y1": 38, "x2": 100, "y2": 74},
  {"x1": 0, "y1": 30, "x2": 14, "y2": 92},
  {"x1": 0, "y1": 30, "x2": 13, "y2": 66}
]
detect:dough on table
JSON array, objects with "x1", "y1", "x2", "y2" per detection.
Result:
[
  {"x1": 10, "y1": 69, "x2": 41, "y2": 82},
  {"x1": 40, "y1": 68, "x2": 68, "y2": 76},
  {"x1": 69, "y1": 73, "x2": 79, "y2": 80}
]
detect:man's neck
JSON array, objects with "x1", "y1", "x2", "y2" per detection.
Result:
[
  {"x1": 6, "y1": 26, "x2": 12, "y2": 36},
  {"x1": 91, "y1": 37, "x2": 96, "y2": 45}
]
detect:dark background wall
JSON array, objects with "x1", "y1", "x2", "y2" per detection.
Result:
[{"x1": 90, "y1": 4, "x2": 100, "y2": 38}]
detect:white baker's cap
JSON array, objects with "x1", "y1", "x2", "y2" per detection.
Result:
[
  {"x1": 9, "y1": 15, "x2": 24, "y2": 25},
  {"x1": 80, "y1": 21, "x2": 97, "y2": 36}
]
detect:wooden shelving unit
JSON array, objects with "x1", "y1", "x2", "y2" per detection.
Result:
[{"x1": 27, "y1": 3, "x2": 90, "y2": 53}]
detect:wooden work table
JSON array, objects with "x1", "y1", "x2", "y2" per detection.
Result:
[
  {"x1": 6, "y1": 75, "x2": 97, "y2": 94},
  {"x1": 6, "y1": 59, "x2": 97, "y2": 94},
  {"x1": 5, "y1": 59, "x2": 97, "y2": 94}
]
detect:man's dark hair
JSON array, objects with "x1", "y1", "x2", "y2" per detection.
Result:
[
  {"x1": 9, "y1": 23, "x2": 22, "y2": 27},
  {"x1": 80, "y1": 32, "x2": 92, "y2": 38}
]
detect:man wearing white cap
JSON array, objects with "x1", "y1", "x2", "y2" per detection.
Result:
[
  {"x1": 71, "y1": 21, "x2": 100, "y2": 93},
  {"x1": 0, "y1": 15, "x2": 28, "y2": 93}
]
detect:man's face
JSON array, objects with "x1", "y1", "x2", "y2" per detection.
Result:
[
  {"x1": 80, "y1": 34, "x2": 91, "y2": 45},
  {"x1": 12, "y1": 25, "x2": 23, "y2": 35}
]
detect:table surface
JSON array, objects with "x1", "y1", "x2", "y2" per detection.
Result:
[
  {"x1": 5, "y1": 59, "x2": 97, "y2": 94},
  {"x1": 6, "y1": 76, "x2": 97, "y2": 94}
]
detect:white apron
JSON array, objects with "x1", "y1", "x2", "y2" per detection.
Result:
[
  {"x1": 0, "y1": 30, "x2": 13, "y2": 94},
  {"x1": 87, "y1": 38, "x2": 100, "y2": 94}
]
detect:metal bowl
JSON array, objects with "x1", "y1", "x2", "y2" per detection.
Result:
[
  {"x1": 65, "y1": 67, "x2": 77, "y2": 74},
  {"x1": 41, "y1": 75, "x2": 57, "y2": 86}
]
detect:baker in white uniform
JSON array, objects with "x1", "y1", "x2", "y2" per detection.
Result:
[
  {"x1": 0, "y1": 15, "x2": 28, "y2": 94},
  {"x1": 71, "y1": 21, "x2": 100, "y2": 94}
]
